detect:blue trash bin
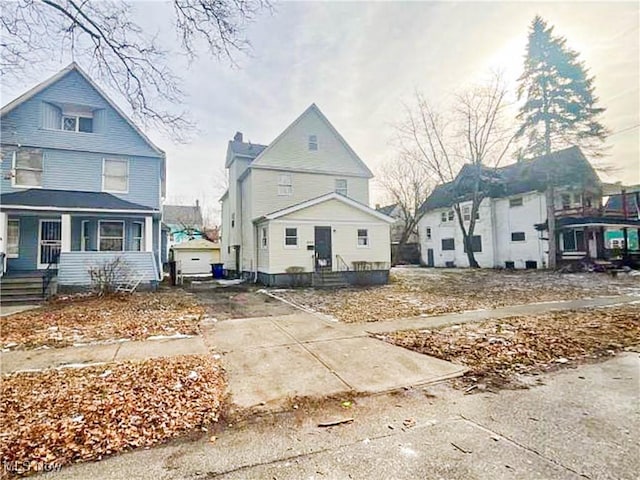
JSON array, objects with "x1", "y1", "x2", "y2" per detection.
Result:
[{"x1": 211, "y1": 263, "x2": 224, "y2": 279}]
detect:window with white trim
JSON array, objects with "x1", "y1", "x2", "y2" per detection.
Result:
[
  {"x1": 132, "y1": 222, "x2": 144, "y2": 251},
  {"x1": 425, "y1": 227, "x2": 432, "y2": 240},
  {"x1": 7, "y1": 219, "x2": 20, "y2": 257},
  {"x1": 357, "y1": 229, "x2": 369, "y2": 247},
  {"x1": 261, "y1": 227, "x2": 268, "y2": 249},
  {"x1": 441, "y1": 212, "x2": 447, "y2": 222},
  {"x1": 335, "y1": 179, "x2": 348, "y2": 196},
  {"x1": 62, "y1": 115, "x2": 93, "y2": 133},
  {"x1": 81, "y1": 221, "x2": 90, "y2": 251},
  {"x1": 13, "y1": 149, "x2": 43, "y2": 187},
  {"x1": 448, "y1": 210, "x2": 454, "y2": 221},
  {"x1": 285, "y1": 227, "x2": 298, "y2": 247},
  {"x1": 103, "y1": 158, "x2": 128, "y2": 193},
  {"x1": 278, "y1": 174, "x2": 292, "y2": 196},
  {"x1": 462, "y1": 206, "x2": 479, "y2": 221},
  {"x1": 308, "y1": 135, "x2": 318, "y2": 151},
  {"x1": 99, "y1": 221, "x2": 125, "y2": 251}
]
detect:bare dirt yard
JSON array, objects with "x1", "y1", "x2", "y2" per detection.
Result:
[
  {"x1": 275, "y1": 267, "x2": 640, "y2": 323},
  {"x1": 383, "y1": 304, "x2": 640, "y2": 391},
  {"x1": 191, "y1": 286, "x2": 296, "y2": 320},
  {"x1": 1, "y1": 355, "x2": 226, "y2": 477},
  {"x1": 0, "y1": 290, "x2": 204, "y2": 351}
]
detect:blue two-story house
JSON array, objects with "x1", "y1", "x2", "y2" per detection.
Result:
[{"x1": 0, "y1": 63, "x2": 165, "y2": 290}]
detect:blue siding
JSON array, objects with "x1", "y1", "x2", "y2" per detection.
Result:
[
  {"x1": 0, "y1": 149, "x2": 160, "y2": 209},
  {"x1": 2, "y1": 70, "x2": 161, "y2": 158},
  {"x1": 58, "y1": 251, "x2": 160, "y2": 285}
]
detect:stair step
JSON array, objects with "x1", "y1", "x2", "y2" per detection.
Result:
[{"x1": 1, "y1": 295, "x2": 45, "y2": 305}]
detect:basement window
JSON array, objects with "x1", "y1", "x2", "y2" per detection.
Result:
[{"x1": 511, "y1": 232, "x2": 526, "y2": 242}]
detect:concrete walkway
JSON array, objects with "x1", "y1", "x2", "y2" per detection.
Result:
[
  {"x1": 0, "y1": 336, "x2": 208, "y2": 374},
  {"x1": 201, "y1": 313, "x2": 466, "y2": 409}
]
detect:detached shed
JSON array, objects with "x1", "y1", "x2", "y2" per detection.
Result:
[{"x1": 170, "y1": 239, "x2": 221, "y2": 275}]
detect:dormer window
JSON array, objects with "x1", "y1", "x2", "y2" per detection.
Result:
[
  {"x1": 308, "y1": 135, "x2": 318, "y2": 151},
  {"x1": 62, "y1": 115, "x2": 93, "y2": 133}
]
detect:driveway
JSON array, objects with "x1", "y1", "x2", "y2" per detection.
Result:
[{"x1": 200, "y1": 312, "x2": 466, "y2": 409}]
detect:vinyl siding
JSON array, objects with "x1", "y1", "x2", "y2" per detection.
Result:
[
  {"x1": 57, "y1": 251, "x2": 159, "y2": 285},
  {"x1": 250, "y1": 107, "x2": 371, "y2": 177},
  {"x1": 1, "y1": 70, "x2": 160, "y2": 158},
  {"x1": 0, "y1": 149, "x2": 160, "y2": 209},
  {"x1": 263, "y1": 199, "x2": 391, "y2": 274}
]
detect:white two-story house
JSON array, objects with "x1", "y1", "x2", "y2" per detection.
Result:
[
  {"x1": 418, "y1": 147, "x2": 638, "y2": 269},
  {"x1": 220, "y1": 104, "x2": 394, "y2": 286}
]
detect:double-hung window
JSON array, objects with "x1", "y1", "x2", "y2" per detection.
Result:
[
  {"x1": 511, "y1": 231, "x2": 526, "y2": 242},
  {"x1": 13, "y1": 149, "x2": 43, "y2": 187},
  {"x1": 308, "y1": 135, "x2": 318, "y2": 151},
  {"x1": 103, "y1": 158, "x2": 128, "y2": 193},
  {"x1": 99, "y1": 221, "x2": 124, "y2": 251},
  {"x1": 132, "y1": 222, "x2": 144, "y2": 251},
  {"x1": 425, "y1": 227, "x2": 432, "y2": 240},
  {"x1": 357, "y1": 229, "x2": 369, "y2": 247},
  {"x1": 7, "y1": 220, "x2": 20, "y2": 257},
  {"x1": 335, "y1": 179, "x2": 348, "y2": 196},
  {"x1": 285, "y1": 227, "x2": 298, "y2": 247},
  {"x1": 278, "y1": 174, "x2": 292, "y2": 196}
]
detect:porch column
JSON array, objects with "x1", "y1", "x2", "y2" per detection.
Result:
[
  {"x1": 61, "y1": 214, "x2": 71, "y2": 253},
  {"x1": 145, "y1": 216, "x2": 153, "y2": 252}
]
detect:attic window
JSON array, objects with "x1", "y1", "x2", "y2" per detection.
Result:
[
  {"x1": 308, "y1": 135, "x2": 318, "y2": 151},
  {"x1": 62, "y1": 115, "x2": 93, "y2": 133}
]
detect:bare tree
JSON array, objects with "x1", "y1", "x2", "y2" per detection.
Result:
[
  {"x1": 378, "y1": 154, "x2": 432, "y2": 264},
  {"x1": 397, "y1": 73, "x2": 515, "y2": 268},
  {"x1": 1, "y1": 0, "x2": 270, "y2": 140}
]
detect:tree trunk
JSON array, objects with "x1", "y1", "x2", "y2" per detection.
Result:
[{"x1": 464, "y1": 235, "x2": 480, "y2": 268}]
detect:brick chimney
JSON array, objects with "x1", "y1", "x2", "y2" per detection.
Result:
[{"x1": 233, "y1": 131, "x2": 243, "y2": 142}]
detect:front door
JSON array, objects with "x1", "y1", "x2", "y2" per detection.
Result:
[
  {"x1": 314, "y1": 226, "x2": 332, "y2": 271},
  {"x1": 38, "y1": 220, "x2": 61, "y2": 269},
  {"x1": 427, "y1": 248, "x2": 434, "y2": 267}
]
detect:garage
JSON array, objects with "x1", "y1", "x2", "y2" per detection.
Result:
[{"x1": 170, "y1": 239, "x2": 221, "y2": 276}]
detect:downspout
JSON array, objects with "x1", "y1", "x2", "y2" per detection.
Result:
[{"x1": 254, "y1": 223, "x2": 260, "y2": 283}]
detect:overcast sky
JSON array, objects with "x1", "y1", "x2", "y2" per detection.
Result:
[{"x1": 3, "y1": 1, "x2": 639, "y2": 220}]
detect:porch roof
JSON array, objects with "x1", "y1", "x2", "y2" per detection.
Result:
[
  {"x1": 558, "y1": 216, "x2": 640, "y2": 229},
  {"x1": 0, "y1": 189, "x2": 157, "y2": 214}
]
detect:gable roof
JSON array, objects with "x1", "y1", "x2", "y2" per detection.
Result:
[
  {"x1": 163, "y1": 205, "x2": 203, "y2": 226},
  {"x1": 420, "y1": 146, "x2": 600, "y2": 211},
  {"x1": 171, "y1": 238, "x2": 220, "y2": 250},
  {"x1": 256, "y1": 192, "x2": 395, "y2": 223},
  {"x1": 245, "y1": 104, "x2": 373, "y2": 178},
  {"x1": 376, "y1": 203, "x2": 398, "y2": 216},
  {"x1": 1, "y1": 63, "x2": 164, "y2": 157},
  {"x1": 0, "y1": 189, "x2": 156, "y2": 212}
]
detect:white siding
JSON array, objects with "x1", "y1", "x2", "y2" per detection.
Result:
[
  {"x1": 263, "y1": 199, "x2": 390, "y2": 274},
  {"x1": 418, "y1": 192, "x2": 549, "y2": 269},
  {"x1": 251, "y1": 106, "x2": 371, "y2": 178}
]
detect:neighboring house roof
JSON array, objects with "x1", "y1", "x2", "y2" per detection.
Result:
[
  {"x1": 0, "y1": 189, "x2": 156, "y2": 212},
  {"x1": 229, "y1": 140, "x2": 267, "y2": 159},
  {"x1": 376, "y1": 203, "x2": 398, "y2": 217},
  {"x1": 604, "y1": 192, "x2": 640, "y2": 212},
  {"x1": 420, "y1": 146, "x2": 600, "y2": 212},
  {"x1": 170, "y1": 238, "x2": 220, "y2": 250},
  {"x1": 0, "y1": 62, "x2": 164, "y2": 157},
  {"x1": 256, "y1": 192, "x2": 395, "y2": 223},
  {"x1": 163, "y1": 205, "x2": 203, "y2": 227}
]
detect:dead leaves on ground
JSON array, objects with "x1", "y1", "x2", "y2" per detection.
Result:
[
  {"x1": 1, "y1": 291, "x2": 204, "y2": 351},
  {"x1": 385, "y1": 305, "x2": 640, "y2": 390},
  {"x1": 0, "y1": 355, "x2": 225, "y2": 476},
  {"x1": 277, "y1": 269, "x2": 639, "y2": 323}
]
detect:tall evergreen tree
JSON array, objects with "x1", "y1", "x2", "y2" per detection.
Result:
[{"x1": 516, "y1": 16, "x2": 608, "y2": 158}]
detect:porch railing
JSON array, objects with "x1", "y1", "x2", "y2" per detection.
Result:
[
  {"x1": 42, "y1": 253, "x2": 59, "y2": 298},
  {"x1": 335, "y1": 255, "x2": 350, "y2": 271}
]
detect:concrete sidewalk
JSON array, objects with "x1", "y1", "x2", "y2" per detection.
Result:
[
  {"x1": 0, "y1": 336, "x2": 209, "y2": 374},
  {"x1": 201, "y1": 313, "x2": 467, "y2": 409}
]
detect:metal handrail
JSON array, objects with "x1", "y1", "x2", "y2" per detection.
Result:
[
  {"x1": 42, "y1": 253, "x2": 59, "y2": 298},
  {"x1": 335, "y1": 254, "x2": 350, "y2": 271}
]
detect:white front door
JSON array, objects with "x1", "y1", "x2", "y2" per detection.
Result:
[{"x1": 38, "y1": 219, "x2": 62, "y2": 269}]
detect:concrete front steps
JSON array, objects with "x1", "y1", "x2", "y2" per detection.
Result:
[
  {"x1": 0, "y1": 273, "x2": 56, "y2": 305},
  {"x1": 312, "y1": 271, "x2": 349, "y2": 288}
]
